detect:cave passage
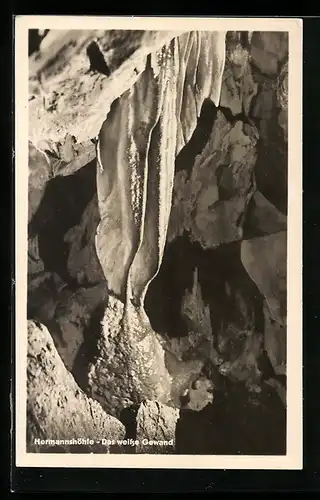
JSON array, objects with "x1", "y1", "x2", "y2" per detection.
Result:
[
  {"x1": 28, "y1": 160, "x2": 97, "y2": 288},
  {"x1": 145, "y1": 234, "x2": 265, "y2": 342}
]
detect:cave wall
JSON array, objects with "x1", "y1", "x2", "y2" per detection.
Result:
[{"x1": 148, "y1": 30, "x2": 288, "y2": 390}]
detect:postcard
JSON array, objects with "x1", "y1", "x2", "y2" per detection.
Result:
[{"x1": 14, "y1": 16, "x2": 302, "y2": 469}]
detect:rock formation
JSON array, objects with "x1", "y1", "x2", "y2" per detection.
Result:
[
  {"x1": 135, "y1": 401, "x2": 179, "y2": 454},
  {"x1": 27, "y1": 320, "x2": 126, "y2": 453},
  {"x1": 26, "y1": 28, "x2": 288, "y2": 454}
]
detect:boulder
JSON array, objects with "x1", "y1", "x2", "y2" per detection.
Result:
[
  {"x1": 241, "y1": 231, "x2": 287, "y2": 326},
  {"x1": 27, "y1": 320, "x2": 126, "y2": 453},
  {"x1": 135, "y1": 400, "x2": 180, "y2": 454},
  {"x1": 168, "y1": 111, "x2": 258, "y2": 247},
  {"x1": 241, "y1": 231, "x2": 287, "y2": 375}
]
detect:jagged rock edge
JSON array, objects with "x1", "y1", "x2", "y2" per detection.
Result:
[{"x1": 29, "y1": 30, "x2": 187, "y2": 159}]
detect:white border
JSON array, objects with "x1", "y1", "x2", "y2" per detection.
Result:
[{"x1": 15, "y1": 16, "x2": 303, "y2": 469}]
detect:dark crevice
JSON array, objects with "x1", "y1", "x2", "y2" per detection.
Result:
[
  {"x1": 86, "y1": 41, "x2": 111, "y2": 76},
  {"x1": 175, "y1": 382, "x2": 286, "y2": 455},
  {"x1": 28, "y1": 160, "x2": 97, "y2": 287},
  {"x1": 119, "y1": 406, "x2": 139, "y2": 453},
  {"x1": 218, "y1": 105, "x2": 252, "y2": 126},
  {"x1": 145, "y1": 233, "x2": 195, "y2": 337},
  {"x1": 242, "y1": 194, "x2": 286, "y2": 239},
  {"x1": 175, "y1": 99, "x2": 218, "y2": 177},
  {"x1": 145, "y1": 235, "x2": 265, "y2": 342},
  {"x1": 239, "y1": 31, "x2": 251, "y2": 50},
  {"x1": 28, "y1": 29, "x2": 50, "y2": 56},
  {"x1": 258, "y1": 349, "x2": 287, "y2": 385},
  {"x1": 72, "y1": 299, "x2": 107, "y2": 393},
  {"x1": 254, "y1": 137, "x2": 288, "y2": 215}
]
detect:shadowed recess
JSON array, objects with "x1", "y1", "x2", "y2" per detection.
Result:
[{"x1": 28, "y1": 160, "x2": 97, "y2": 287}]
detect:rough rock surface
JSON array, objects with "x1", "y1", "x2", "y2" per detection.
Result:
[
  {"x1": 220, "y1": 32, "x2": 258, "y2": 116},
  {"x1": 65, "y1": 195, "x2": 105, "y2": 286},
  {"x1": 241, "y1": 231, "x2": 287, "y2": 326},
  {"x1": 276, "y1": 60, "x2": 288, "y2": 137},
  {"x1": 29, "y1": 29, "x2": 186, "y2": 159},
  {"x1": 52, "y1": 282, "x2": 108, "y2": 371},
  {"x1": 180, "y1": 376, "x2": 215, "y2": 411},
  {"x1": 241, "y1": 231, "x2": 287, "y2": 375},
  {"x1": 243, "y1": 190, "x2": 287, "y2": 239},
  {"x1": 27, "y1": 160, "x2": 107, "y2": 372},
  {"x1": 87, "y1": 296, "x2": 173, "y2": 417},
  {"x1": 135, "y1": 400, "x2": 180, "y2": 454},
  {"x1": 250, "y1": 32, "x2": 288, "y2": 76},
  {"x1": 28, "y1": 142, "x2": 52, "y2": 225},
  {"x1": 161, "y1": 267, "x2": 215, "y2": 362},
  {"x1": 27, "y1": 320, "x2": 125, "y2": 453},
  {"x1": 168, "y1": 110, "x2": 258, "y2": 247},
  {"x1": 263, "y1": 302, "x2": 287, "y2": 377},
  {"x1": 250, "y1": 41, "x2": 288, "y2": 214}
]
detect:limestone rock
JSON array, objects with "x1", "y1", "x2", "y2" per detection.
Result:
[
  {"x1": 218, "y1": 31, "x2": 288, "y2": 214},
  {"x1": 29, "y1": 29, "x2": 186, "y2": 160},
  {"x1": 27, "y1": 160, "x2": 107, "y2": 371},
  {"x1": 28, "y1": 142, "x2": 52, "y2": 225},
  {"x1": 135, "y1": 400, "x2": 180, "y2": 454},
  {"x1": 243, "y1": 190, "x2": 287, "y2": 239},
  {"x1": 250, "y1": 32, "x2": 288, "y2": 76},
  {"x1": 263, "y1": 301, "x2": 287, "y2": 376},
  {"x1": 27, "y1": 320, "x2": 126, "y2": 453},
  {"x1": 220, "y1": 37, "x2": 258, "y2": 116},
  {"x1": 162, "y1": 347, "x2": 206, "y2": 408},
  {"x1": 252, "y1": 83, "x2": 276, "y2": 123},
  {"x1": 28, "y1": 234, "x2": 45, "y2": 276},
  {"x1": 276, "y1": 60, "x2": 288, "y2": 138},
  {"x1": 241, "y1": 231, "x2": 287, "y2": 326},
  {"x1": 217, "y1": 328, "x2": 264, "y2": 389},
  {"x1": 87, "y1": 296, "x2": 173, "y2": 417},
  {"x1": 249, "y1": 34, "x2": 288, "y2": 214},
  {"x1": 241, "y1": 231, "x2": 287, "y2": 375},
  {"x1": 53, "y1": 282, "x2": 108, "y2": 371},
  {"x1": 25, "y1": 29, "x2": 289, "y2": 454},
  {"x1": 181, "y1": 377, "x2": 215, "y2": 411},
  {"x1": 176, "y1": 382, "x2": 286, "y2": 455},
  {"x1": 168, "y1": 111, "x2": 258, "y2": 247},
  {"x1": 65, "y1": 195, "x2": 105, "y2": 286},
  {"x1": 27, "y1": 271, "x2": 63, "y2": 326}
]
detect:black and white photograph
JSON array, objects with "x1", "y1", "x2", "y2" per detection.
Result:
[{"x1": 15, "y1": 17, "x2": 302, "y2": 468}]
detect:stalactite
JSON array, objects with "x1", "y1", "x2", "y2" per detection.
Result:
[{"x1": 95, "y1": 31, "x2": 226, "y2": 341}]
